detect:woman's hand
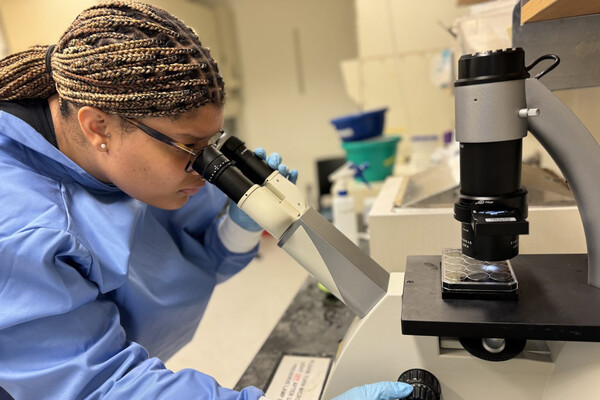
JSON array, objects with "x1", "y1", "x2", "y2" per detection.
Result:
[{"x1": 332, "y1": 381, "x2": 413, "y2": 400}]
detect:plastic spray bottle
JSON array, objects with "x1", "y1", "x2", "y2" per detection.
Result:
[{"x1": 328, "y1": 162, "x2": 362, "y2": 245}]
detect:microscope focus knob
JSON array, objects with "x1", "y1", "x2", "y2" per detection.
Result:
[{"x1": 398, "y1": 369, "x2": 441, "y2": 400}]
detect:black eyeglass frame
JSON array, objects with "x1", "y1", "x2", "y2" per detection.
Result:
[{"x1": 121, "y1": 117, "x2": 225, "y2": 172}]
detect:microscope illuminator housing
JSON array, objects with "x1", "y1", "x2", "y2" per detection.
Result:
[{"x1": 454, "y1": 49, "x2": 531, "y2": 261}]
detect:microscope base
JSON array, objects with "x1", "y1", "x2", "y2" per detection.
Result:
[{"x1": 321, "y1": 257, "x2": 600, "y2": 399}]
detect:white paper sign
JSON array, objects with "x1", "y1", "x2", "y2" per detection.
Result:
[{"x1": 265, "y1": 355, "x2": 331, "y2": 400}]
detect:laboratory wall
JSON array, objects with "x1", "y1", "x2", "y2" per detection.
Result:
[
  {"x1": 139, "y1": 1, "x2": 241, "y2": 120},
  {"x1": 0, "y1": 0, "x2": 358, "y2": 202},
  {"x1": 2, "y1": 0, "x2": 600, "y2": 190},
  {"x1": 343, "y1": 0, "x2": 468, "y2": 158},
  {"x1": 0, "y1": 0, "x2": 96, "y2": 52},
  {"x1": 0, "y1": 0, "x2": 243, "y2": 119},
  {"x1": 223, "y1": 0, "x2": 358, "y2": 204},
  {"x1": 551, "y1": 87, "x2": 600, "y2": 171},
  {"x1": 348, "y1": 0, "x2": 600, "y2": 178}
]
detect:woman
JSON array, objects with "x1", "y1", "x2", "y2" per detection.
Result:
[{"x1": 0, "y1": 1, "x2": 412, "y2": 399}]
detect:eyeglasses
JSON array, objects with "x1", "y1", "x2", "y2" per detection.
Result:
[{"x1": 121, "y1": 117, "x2": 225, "y2": 173}]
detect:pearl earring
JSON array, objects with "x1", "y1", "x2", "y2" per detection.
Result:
[{"x1": 100, "y1": 143, "x2": 107, "y2": 149}]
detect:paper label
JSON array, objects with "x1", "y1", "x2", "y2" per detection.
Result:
[
  {"x1": 485, "y1": 217, "x2": 517, "y2": 222},
  {"x1": 265, "y1": 355, "x2": 331, "y2": 400}
]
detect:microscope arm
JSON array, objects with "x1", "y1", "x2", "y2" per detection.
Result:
[
  {"x1": 196, "y1": 145, "x2": 389, "y2": 318},
  {"x1": 525, "y1": 78, "x2": 600, "y2": 287}
]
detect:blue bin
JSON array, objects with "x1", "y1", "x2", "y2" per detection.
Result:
[{"x1": 330, "y1": 108, "x2": 387, "y2": 142}]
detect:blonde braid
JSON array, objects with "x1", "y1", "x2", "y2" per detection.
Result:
[{"x1": 0, "y1": 0, "x2": 225, "y2": 118}]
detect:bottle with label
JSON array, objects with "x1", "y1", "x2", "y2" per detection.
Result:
[
  {"x1": 329, "y1": 163, "x2": 360, "y2": 245},
  {"x1": 332, "y1": 188, "x2": 358, "y2": 245}
]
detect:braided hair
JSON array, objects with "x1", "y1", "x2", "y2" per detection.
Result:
[{"x1": 0, "y1": 0, "x2": 225, "y2": 118}]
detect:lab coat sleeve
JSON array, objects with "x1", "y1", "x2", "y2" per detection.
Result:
[
  {"x1": 149, "y1": 184, "x2": 260, "y2": 283},
  {"x1": 0, "y1": 228, "x2": 264, "y2": 400},
  {"x1": 217, "y1": 213, "x2": 263, "y2": 253}
]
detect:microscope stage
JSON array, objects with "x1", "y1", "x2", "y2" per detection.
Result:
[{"x1": 402, "y1": 254, "x2": 600, "y2": 341}]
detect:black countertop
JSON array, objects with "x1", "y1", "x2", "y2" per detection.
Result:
[{"x1": 234, "y1": 277, "x2": 356, "y2": 391}]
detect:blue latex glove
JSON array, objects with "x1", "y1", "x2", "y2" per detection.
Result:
[
  {"x1": 332, "y1": 381, "x2": 414, "y2": 400},
  {"x1": 254, "y1": 147, "x2": 298, "y2": 184},
  {"x1": 228, "y1": 148, "x2": 298, "y2": 231},
  {"x1": 228, "y1": 198, "x2": 263, "y2": 232}
]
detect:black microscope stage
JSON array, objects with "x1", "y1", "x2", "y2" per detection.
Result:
[{"x1": 401, "y1": 254, "x2": 600, "y2": 341}]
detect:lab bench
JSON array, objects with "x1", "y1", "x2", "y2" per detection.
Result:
[{"x1": 234, "y1": 277, "x2": 354, "y2": 392}]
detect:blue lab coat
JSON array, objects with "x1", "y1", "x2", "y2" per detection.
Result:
[{"x1": 0, "y1": 111, "x2": 264, "y2": 399}]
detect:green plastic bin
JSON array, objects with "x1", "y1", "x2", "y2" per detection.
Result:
[{"x1": 342, "y1": 135, "x2": 401, "y2": 182}]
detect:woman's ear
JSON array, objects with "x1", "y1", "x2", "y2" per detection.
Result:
[{"x1": 77, "y1": 106, "x2": 112, "y2": 151}]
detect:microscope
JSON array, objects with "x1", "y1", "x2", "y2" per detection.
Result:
[{"x1": 193, "y1": 48, "x2": 600, "y2": 399}]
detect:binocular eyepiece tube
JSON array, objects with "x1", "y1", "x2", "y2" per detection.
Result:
[{"x1": 192, "y1": 145, "x2": 253, "y2": 204}]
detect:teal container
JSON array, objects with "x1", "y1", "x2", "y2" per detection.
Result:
[{"x1": 342, "y1": 136, "x2": 401, "y2": 182}]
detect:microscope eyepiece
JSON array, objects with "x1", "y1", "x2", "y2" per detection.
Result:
[
  {"x1": 220, "y1": 136, "x2": 274, "y2": 185},
  {"x1": 191, "y1": 145, "x2": 254, "y2": 203}
]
